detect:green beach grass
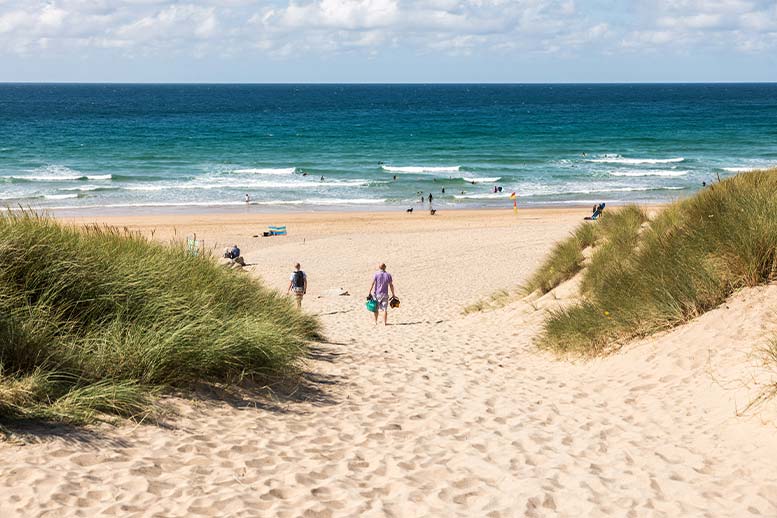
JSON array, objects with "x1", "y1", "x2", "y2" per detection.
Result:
[
  {"x1": 536, "y1": 169, "x2": 777, "y2": 355},
  {"x1": 523, "y1": 204, "x2": 646, "y2": 295},
  {"x1": 0, "y1": 212, "x2": 320, "y2": 423}
]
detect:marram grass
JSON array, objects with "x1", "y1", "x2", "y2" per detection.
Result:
[
  {"x1": 538, "y1": 169, "x2": 777, "y2": 355},
  {"x1": 465, "y1": 205, "x2": 644, "y2": 314},
  {"x1": 0, "y1": 211, "x2": 320, "y2": 423},
  {"x1": 523, "y1": 204, "x2": 646, "y2": 295}
]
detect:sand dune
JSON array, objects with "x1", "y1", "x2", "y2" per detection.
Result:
[{"x1": 2, "y1": 208, "x2": 776, "y2": 517}]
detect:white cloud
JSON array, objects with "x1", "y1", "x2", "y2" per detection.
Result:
[
  {"x1": 0, "y1": 0, "x2": 774, "y2": 60},
  {"x1": 620, "y1": 0, "x2": 777, "y2": 52}
]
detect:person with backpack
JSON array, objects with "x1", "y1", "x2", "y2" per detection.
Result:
[{"x1": 287, "y1": 263, "x2": 307, "y2": 309}]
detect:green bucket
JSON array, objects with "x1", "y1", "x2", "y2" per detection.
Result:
[{"x1": 366, "y1": 299, "x2": 378, "y2": 312}]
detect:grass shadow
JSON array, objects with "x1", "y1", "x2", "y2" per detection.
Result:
[{"x1": 0, "y1": 419, "x2": 132, "y2": 448}]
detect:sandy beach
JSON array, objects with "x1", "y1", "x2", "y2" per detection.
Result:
[{"x1": 2, "y1": 206, "x2": 777, "y2": 517}]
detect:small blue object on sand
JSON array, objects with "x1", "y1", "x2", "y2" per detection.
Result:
[
  {"x1": 585, "y1": 202, "x2": 606, "y2": 221},
  {"x1": 263, "y1": 225, "x2": 287, "y2": 237}
]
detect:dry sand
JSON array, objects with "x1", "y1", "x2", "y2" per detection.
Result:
[{"x1": 2, "y1": 207, "x2": 777, "y2": 517}]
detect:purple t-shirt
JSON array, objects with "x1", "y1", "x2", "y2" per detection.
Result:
[{"x1": 373, "y1": 271, "x2": 393, "y2": 297}]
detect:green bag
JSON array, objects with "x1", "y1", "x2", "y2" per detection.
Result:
[{"x1": 366, "y1": 298, "x2": 378, "y2": 312}]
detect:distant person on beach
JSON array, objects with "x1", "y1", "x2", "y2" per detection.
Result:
[
  {"x1": 287, "y1": 263, "x2": 307, "y2": 309},
  {"x1": 420, "y1": 195, "x2": 424, "y2": 203},
  {"x1": 393, "y1": 175, "x2": 397, "y2": 181},
  {"x1": 441, "y1": 187, "x2": 445, "y2": 194},
  {"x1": 320, "y1": 176, "x2": 325, "y2": 181},
  {"x1": 230, "y1": 244, "x2": 240, "y2": 260},
  {"x1": 428, "y1": 193, "x2": 433, "y2": 206},
  {"x1": 368, "y1": 263, "x2": 396, "y2": 325},
  {"x1": 244, "y1": 193, "x2": 250, "y2": 204}
]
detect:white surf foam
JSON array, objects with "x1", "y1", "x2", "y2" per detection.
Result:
[
  {"x1": 122, "y1": 178, "x2": 371, "y2": 192},
  {"x1": 5, "y1": 174, "x2": 112, "y2": 182},
  {"x1": 587, "y1": 157, "x2": 685, "y2": 165},
  {"x1": 454, "y1": 186, "x2": 685, "y2": 200},
  {"x1": 461, "y1": 177, "x2": 502, "y2": 183},
  {"x1": 722, "y1": 167, "x2": 756, "y2": 173},
  {"x1": 258, "y1": 198, "x2": 387, "y2": 206},
  {"x1": 381, "y1": 165, "x2": 461, "y2": 174},
  {"x1": 231, "y1": 167, "x2": 296, "y2": 175},
  {"x1": 44, "y1": 194, "x2": 79, "y2": 200},
  {"x1": 60, "y1": 185, "x2": 104, "y2": 192},
  {"x1": 44, "y1": 197, "x2": 388, "y2": 210},
  {"x1": 453, "y1": 193, "x2": 509, "y2": 200},
  {"x1": 610, "y1": 170, "x2": 689, "y2": 177}
]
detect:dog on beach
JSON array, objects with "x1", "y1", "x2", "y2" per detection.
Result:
[{"x1": 406, "y1": 208, "x2": 413, "y2": 213}]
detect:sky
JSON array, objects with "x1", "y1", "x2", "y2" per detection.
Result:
[{"x1": 1, "y1": 0, "x2": 776, "y2": 83}]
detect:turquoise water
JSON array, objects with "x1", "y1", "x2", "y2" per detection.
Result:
[{"x1": 1, "y1": 84, "x2": 776, "y2": 213}]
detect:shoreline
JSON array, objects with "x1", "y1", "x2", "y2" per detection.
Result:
[{"x1": 49, "y1": 203, "x2": 668, "y2": 229}]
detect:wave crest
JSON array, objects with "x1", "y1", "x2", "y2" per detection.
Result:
[
  {"x1": 610, "y1": 170, "x2": 688, "y2": 177},
  {"x1": 231, "y1": 167, "x2": 296, "y2": 175},
  {"x1": 587, "y1": 157, "x2": 685, "y2": 165},
  {"x1": 381, "y1": 165, "x2": 461, "y2": 174}
]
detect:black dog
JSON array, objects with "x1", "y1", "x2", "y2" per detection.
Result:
[{"x1": 406, "y1": 207, "x2": 413, "y2": 213}]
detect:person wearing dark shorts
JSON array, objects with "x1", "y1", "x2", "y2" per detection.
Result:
[{"x1": 287, "y1": 263, "x2": 307, "y2": 309}]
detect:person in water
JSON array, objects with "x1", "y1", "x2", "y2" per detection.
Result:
[
  {"x1": 441, "y1": 187, "x2": 445, "y2": 194},
  {"x1": 428, "y1": 193, "x2": 433, "y2": 206},
  {"x1": 244, "y1": 193, "x2": 250, "y2": 204}
]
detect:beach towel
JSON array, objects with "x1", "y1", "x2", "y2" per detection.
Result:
[{"x1": 263, "y1": 225, "x2": 287, "y2": 237}]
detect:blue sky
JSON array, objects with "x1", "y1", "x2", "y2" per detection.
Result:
[{"x1": 1, "y1": 0, "x2": 776, "y2": 82}]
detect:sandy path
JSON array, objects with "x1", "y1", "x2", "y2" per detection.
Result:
[{"x1": 2, "y1": 209, "x2": 777, "y2": 517}]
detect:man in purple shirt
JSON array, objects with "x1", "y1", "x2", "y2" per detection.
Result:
[{"x1": 368, "y1": 263, "x2": 396, "y2": 325}]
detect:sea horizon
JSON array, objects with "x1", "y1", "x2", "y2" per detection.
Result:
[{"x1": 2, "y1": 83, "x2": 776, "y2": 215}]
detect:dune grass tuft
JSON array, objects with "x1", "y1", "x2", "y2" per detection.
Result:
[
  {"x1": 540, "y1": 169, "x2": 777, "y2": 355},
  {"x1": 463, "y1": 288, "x2": 515, "y2": 314},
  {"x1": 0, "y1": 211, "x2": 320, "y2": 423},
  {"x1": 523, "y1": 205, "x2": 645, "y2": 295}
]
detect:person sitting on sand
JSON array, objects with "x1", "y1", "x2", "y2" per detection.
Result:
[
  {"x1": 230, "y1": 244, "x2": 240, "y2": 260},
  {"x1": 368, "y1": 263, "x2": 396, "y2": 325},
  {"x1": 585, "y1": 203, "x2": 605, "y2": 220},
  {"x1": 287, "y1": 263, "x2": 307, "y2": 309}
]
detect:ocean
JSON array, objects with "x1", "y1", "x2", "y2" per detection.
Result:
[{"x1": 1, "y1": 83, "x2": 776, "y2": 213}]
